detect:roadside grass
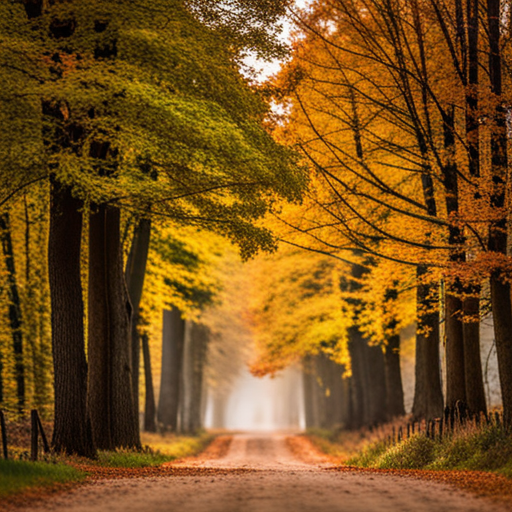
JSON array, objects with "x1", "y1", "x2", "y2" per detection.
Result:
[
  {"x1": 308, "y1": 421, "x2": 512, "y2": 477},
  {"x1": 0, "y1": 425, "x2": 214, "y2": 499},
  {"x1": 0, "y1": 459, "x2": 85, "y2": 498},
  {"x1": 96, "y1": 431, "x2": 214, "y2": 467}
]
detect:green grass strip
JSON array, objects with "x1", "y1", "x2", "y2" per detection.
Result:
[
  {"x1": 0, "y1": 459, "x2": 85, "y2": 498},
  {"x1": 346, "y1": 424, "x2": 512, "y2": 476},
  {"x1": 96, "y1": 432, "x2": 215, "y2": 468}
]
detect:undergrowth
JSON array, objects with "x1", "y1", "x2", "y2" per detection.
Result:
[
  {"x1": 97, "y1": 431, "x2": 214, "y2": 467},
  {"x1": 0, "y1": 430, "x2": 214, "y2": 499},
  {"x1": 0, "y1": 459, "x2": 84, "y2": 498},
  {"x1": 309, "y1": 422, "x2": 512, "y2": 477}
]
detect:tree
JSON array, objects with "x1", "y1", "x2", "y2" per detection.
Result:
[
  {"x1": 88, "y1": 204, "x2": 140, "y2": 450},
  {"x1": 125, "y1": 218, "x2": 152, "y2": 427},
  {"x1": 180, "y1": 321, "x2": 210, "y2": 433},
  {"x1": 271, "y1": 0, "x2": 512, "y2": 421},
  {"x1": 157, "y1": 307, "x2": 186, "y2": 432},
  {"x1": 1, "y1": 0, "x2": 305, "y2": 453},
  {"x1": 0, "y1": 212, "x2": 25, "y2": 414},
  {"x1": 141, "y1": 330, "x2": 157, "y2": 432},
  {"x1": 48, "y1": 179, "x2": 94, "y2": 456}
]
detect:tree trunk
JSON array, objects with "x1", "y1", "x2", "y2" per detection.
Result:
[
  {"x1": 0, "y1": 213, "x2": 25, "y2": 414},
  {"x1": 412, "y1": 265, "x2": 444, "y2": 420},
  {"x1": 459, "y1": 0, "x2": 486, "y2": 417},
  {"x1": 463, "y1": 292, "x2": 487, "y2": 415},
  {"x1": 383, "y1": 288, "x2": 405, "y2": 418},
  {"x1": 442, "y1": 106, "x2": 467, "y2": 411},
  {"x1": 445, "y1": 293, "x2": 466, "y2": 408},
  {"x1": 302, "y1": 356, "x2": 319, "y2": 429},
  {"x1": 125, "y1": 218, "x2": 152, "y2": 422},
  {"x1": 142, "y1": 332, "x2": 156, "y2": 432},
  {"x1": 347, "y1": 326, "x2": 366, "y2": 429},
  {"x1": 487, "y1": 0, "x2": 512, "y2": 427},
  {"x1": 157, "y1": 308, "x2": 186, "y2": 431},
  {"x1": 320, "y1": 354, "x2": 348, "y2": 428},
  {"x1": 365, "y1": 343, "x2": 387, "y2": 426},
  {"x1": 181, "y1": 322, "x2": 209, "y2": 433},
  {"x1": 384, "y1": 333, "x2": 405, "y2": 418},
  {"x1": 88, "y1": 204, "x2": 140, "y2": 450},
  {"x1": 48, "y1": 179, "x2": 95, "y2": 456}
]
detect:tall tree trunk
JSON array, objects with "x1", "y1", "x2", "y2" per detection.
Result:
[
  {"x1": 442, "y1": 106, "x2": 467, "y2": 411},
  {"x1": 461, "y1": 0, "x2": 486, "y2": 416},
  {"x1": 445, "y1": 294, "x2": 466, "y2": 408},
  {"x1": 142, "y1": 332, "x2": 156, "y2": 432},
  {"x1": 302, "y1": 356, "x2": 319, "y2": 428},
  {"x1": 347, "y1": 326, "x2": 367, "y2": 429},
  {"x1": 48, "y1": 179, "x2": 94, "y2": 456},
  {"x1": 346, "y1": 259, "x2": 387, "y2": 427},
  {"x1": 412, "y1": 265, "x2": 444, "y2": 420},
  {"x1": 181, "y1": 322, "x2": 209, "y2": 433},
  {"x1": 311, "y1": 354, "x2": 329, "y2": 428},
  {"x1": 88, "y1": 204, "x2": 140, "y2": 450},
  {"x1": 365, "y1": 343, "x2": 387, "y2": 426},
  {"x1": 384, "y1": 333, "x2": 405, "y2": 418},
  {"x1": 320, "y1": 354, "x2": 348, "y2": 428},
  {"x1": 125, "y1": 218, "x2": 152, "y2": 423},
  {"x1": 0, "y1": 213, "x2": 25, "y2": 414},
  {"x1": 383, "y1": 287, "x2": 405, "y2": 418},
  {"x1": 440, "y1": 106, "x2": 465, "y2": 410},
  {"x1": 463, "y1": 293, "x2": 487, "y2": 414},
  {"x1": 157, "y1": 308, "x2": 186, "y2": 431},
  {"x1": 487, "y1": 0, "x2": 512, "y2": 426}
]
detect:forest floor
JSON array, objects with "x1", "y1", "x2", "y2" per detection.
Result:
[{"x1": 4, "y1": 433, "x2": 512, "y2": 512}]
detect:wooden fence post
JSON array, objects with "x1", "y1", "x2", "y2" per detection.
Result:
[
  {"x1": 35, "y1": 411, "x2": 50, "y2": 454},
  {"x1": 30, "y1": 410, "x2": 38, "y2": 461},
  {"x1": 0, "y1": 410, "x2": 8, "y2": 460}
]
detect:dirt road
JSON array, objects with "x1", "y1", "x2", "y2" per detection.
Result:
[{"x1": 23, "y1": 434, "x2": 509, "y2": 512}]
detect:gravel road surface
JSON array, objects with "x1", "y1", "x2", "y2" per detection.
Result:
[{"x1": 22, "y1": 433, "x2": 509, "y2": 512}]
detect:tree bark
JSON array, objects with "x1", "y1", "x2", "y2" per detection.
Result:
[
  {"x1": 125, "y1": 218, "x2": 152, "y2": 422},
  {"x1": 445, "y1": 293, "x2": 466, "y2": 408},
  {"x1": 0, "y1": 213, "x2": 25, "y2": 413},
  {"x1": 347, "y1": 326, "x2": 367, "y2": 429},
  {"x1": 384, "y1": 333, "x2": 405, "y2": 418},
  {"x1": 365, "y1": 343, "x2": 387, "y2": 426},
  {"x1": 442, "y1": 105, "x2": 467, "y2": 411},
  {"x1": 157, "y1": 308, "x2": 186, "y2": 431},
  {"x1": 142, "y1": 332, "x2": 156, "y2": 432},
  {"x1": 88, "y1": 204, "x2": 140, "y2": 450},
  {"x1": 302, "y1": 356, "x2": 319, "y2": 428},
  {"x1": 319, "y1": 354, "x2": 347, "y2": 428},
  {"x1": 180, "y1": 322, "x2": 209, "y2": 433},
  {"x1": 383, "y1": 287, "x2": 405, "y2": 418},
  {"x1": 487, "y1": 0, "x2": 512, "y2": 426},
  {"x1": 463, "y1": 292, "x2": 487, "y2": 415},
  {"x1": 48, "y1": 179, "x2": 94, "y2": 456},
  {"x1": 412, "y1": 265, "x2": 444, "y2": 420}
]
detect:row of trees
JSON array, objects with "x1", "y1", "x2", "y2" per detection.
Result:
[
  {"x1": 0, "y1": 0, "x2": 305, "y2": 455},
  {"x1": 250, "y1": 0, "x2": 512, "y2": 428}
]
